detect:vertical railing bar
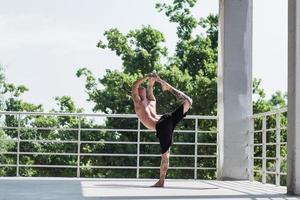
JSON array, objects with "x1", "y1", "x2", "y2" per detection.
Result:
[
  {"x1": 249, "y1": 117, "x2": 254, "y2": 181},
  {"x1": 275, "y1": 113, "x2": 281, "y2": 186},
  {"x1": 216, "y1": 116, "x2": 219, "y2": 178},
  {"x1": 136, "y1": 119, "x2": 140, "y2": 179},
  {"x1": 262, "y1": 116, "x2": 267, "y2": 184},
  {"x1": 77, "y1": 115, "x2": 81, "y2": 178},
  {"x1": 194, "y1": 118, "x2": 198, "y2": 179},
  {"x1": 16, "y1": 114, "x2": 21, "y2": 177}
]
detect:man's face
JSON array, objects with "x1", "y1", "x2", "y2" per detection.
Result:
[{"x1": 138, "y1": 87, "x2": 146, "y2": 100}]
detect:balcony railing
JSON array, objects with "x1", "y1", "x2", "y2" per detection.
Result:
[
  {"x1": 0, "y1": 108, "x2": 289, "y2": 186},
  {"x1": 0, "y1": 111, "x2": 218, "y2": 179},
  {"x1": 249, "y1": 107, "x2": 288, "y2": 186}
]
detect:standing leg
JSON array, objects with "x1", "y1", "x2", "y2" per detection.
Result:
[{"x1": 152, "y1": 151, "x2": 169, "y2": 187}]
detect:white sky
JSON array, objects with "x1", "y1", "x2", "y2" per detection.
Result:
[{"x1": 0, "y1": 0, "x2": 287, "y2": 112}]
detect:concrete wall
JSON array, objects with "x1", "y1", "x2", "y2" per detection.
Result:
[
  {"x1": 287, "y1": 0, "x2": 300, "y2": 195},
  {"x1": 217, "y1": 0, "x2": 253, "y2": 180}
]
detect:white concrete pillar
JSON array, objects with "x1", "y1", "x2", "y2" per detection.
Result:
[
  {"x1": 217, "y1": 0, "x2": 253, "y2": 180},
  {"x1": 287, "y1": 0, "x2": 300, "y2": 195}
]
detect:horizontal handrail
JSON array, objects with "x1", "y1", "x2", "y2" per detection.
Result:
[
  {"x1": 0, "y1": 111, "x2": 218, "y2": 120},
  {"x1": 0, "y1": 152, "x2": 217, "y2": 157},
  {"x1": 0, "y1": 164, "x2": 217, "y2": 170},
  {"x1": 0, "y1": 126, "x2": 217, "y2": 133},
  {"x1": 251, "y1": 107, "x2": 287, "y2": 118},
  {"x1": 0, "y1": 139, "x2": 218, "y2": 146}
]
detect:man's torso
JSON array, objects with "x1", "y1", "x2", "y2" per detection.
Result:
[{"x1": 134, "y1": 100, "x2": 160, "y2": 130}]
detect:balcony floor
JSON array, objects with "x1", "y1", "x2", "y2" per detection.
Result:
[{"x1": 0, "y1": 177, "x2": 299, "y2": 200}]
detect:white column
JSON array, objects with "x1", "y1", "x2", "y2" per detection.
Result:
[
  {"x1": 287, "y1": 0, "x2": 300, "y2": 195},
  {"x1": 218, "y1": 0, "x2": 253, "y2": 180}
]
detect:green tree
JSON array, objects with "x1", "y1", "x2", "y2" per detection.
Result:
[
  {"x1": 0, "y1": 66, "x2": 6, "y2": 110},
  {"x1": 0, "y1": 0, "x2": 288, "y2": 181},
  {"x1": 0, "y1": 77, "x2": 106, "y2": 177},
  {"x1": 0, "y1": 66, "x2": 16, "y2": 176}
]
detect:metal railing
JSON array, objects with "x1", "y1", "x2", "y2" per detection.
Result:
[
  {"x1": 0, "y1": 111, "x2": 218, "y2": 179},
  {"x1": 249, "y1": 108, "x2": 288, "y2": 186}
]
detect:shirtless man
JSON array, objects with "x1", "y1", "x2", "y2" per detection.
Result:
[{"x1": 131, "y1": 73, "x2": 192, "y2": 187}]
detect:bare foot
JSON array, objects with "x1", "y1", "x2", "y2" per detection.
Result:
[
  {"x1": 157, "y1": 79, "x2": 170, "y2": 91},
  {"x1": 151, "y1": 180, "x2": 164, "y2": 187}
]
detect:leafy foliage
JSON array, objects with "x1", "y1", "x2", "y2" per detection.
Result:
[{"x1": 0, "y1": 0, "x2": 287, "y2": 182}]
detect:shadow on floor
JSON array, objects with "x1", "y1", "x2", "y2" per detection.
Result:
[{"x1": 91, "y1": 183, "x2": 219, "y2": 191}]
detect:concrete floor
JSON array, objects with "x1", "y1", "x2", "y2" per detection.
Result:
[{"x1": 0, "y1": 178, "x2": 299, "y2": 200}]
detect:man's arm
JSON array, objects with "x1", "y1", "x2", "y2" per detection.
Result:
[
  {"x1": 147, "y1": 77, "x2": 156, "y2": 101},
  {"x1": 131, "y1": 76, "x2": 149, "y2": 103}
]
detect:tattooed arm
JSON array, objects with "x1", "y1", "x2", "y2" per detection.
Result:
[{"x1": 131, "y1": 76, "x2": 148, "y2": 103}]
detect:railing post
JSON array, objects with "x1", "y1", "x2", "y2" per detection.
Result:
[
  {"x1": 262, "y1": 116, "x2": 267, "y2": 184},
  {"x1": 194, "y1": 118, "x2": 198, "y2": 179},
  {"x1": 249, "y1": 117, "x2": 254, "y2": 181},
  {"x1": 216, "y1": 116, "x2": 220, "y2": 178},
  {"x1": 77, "y1": 116, "x2": 81, "y2": 178},
  {"x1": 16, "y1": 114, "x2": 21, "y2": 177},
  {"x1": 136, "y1": 119, "x2": 140, "y2": 179},
  {"x1": 275, "y1": 113, "x2": 281, "y2": 186}
]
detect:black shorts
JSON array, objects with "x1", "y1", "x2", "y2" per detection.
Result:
[{"x1": 155, "y1": 104, "x2": 187, "y2": 154}]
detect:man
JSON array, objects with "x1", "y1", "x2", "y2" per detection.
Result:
[{"x1": 131, "y1": 73, "x2": 192, "y2": 187}]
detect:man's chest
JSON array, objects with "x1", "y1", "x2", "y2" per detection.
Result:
[{"x1": 135, "y1": 100, "x2": 155, "y2": 112}]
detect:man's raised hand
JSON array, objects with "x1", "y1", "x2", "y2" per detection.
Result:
[
  {"x1": 147, "y1": 73, "x2": 159, "y2": 79},
  {"x1": 148, "y1": 77, "x2": 156, "y2": 86}
]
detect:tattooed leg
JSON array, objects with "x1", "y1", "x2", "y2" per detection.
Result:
[
  {"x1": 157, "y1": 78, "x2": 192, "y2": 105},
  {"x1": 151, "y1": 151, "x2": 169, "y2": 187}
]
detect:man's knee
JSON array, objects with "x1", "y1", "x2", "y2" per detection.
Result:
[{"x1": 161, "y1": 151, "x2": 169, "y2": 160}]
